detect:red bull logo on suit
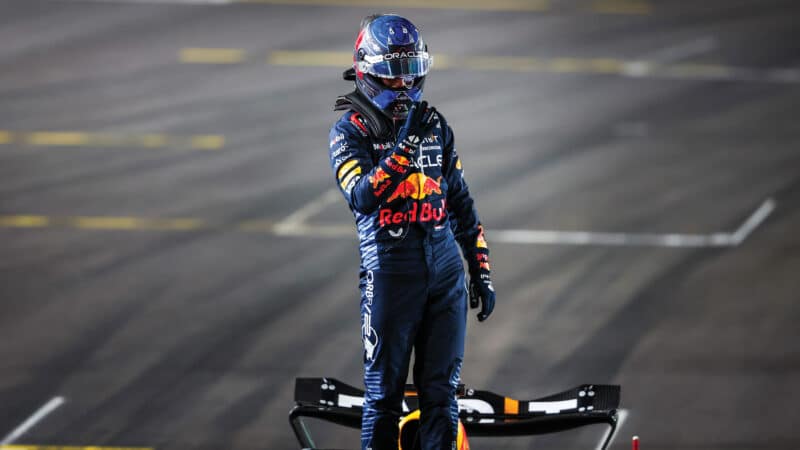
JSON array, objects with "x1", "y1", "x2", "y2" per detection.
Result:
[
  {"x1": 379, "y1": 199, "x2": 446, "y2": 227},
  {"x1": 386, "y1": 173, "x2": 442, "y2": 202}
]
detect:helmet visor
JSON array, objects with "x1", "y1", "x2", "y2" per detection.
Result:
[{"x1": 360, "y1": 51, "x2": 432, "y2": 78}]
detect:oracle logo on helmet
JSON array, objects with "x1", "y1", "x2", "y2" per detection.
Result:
[
  {"x1": 363, "y1": 50, "x2": 429, "y2": 64},
  {"x1": 383, "y1": 50, "x2": 428, "y2": 61}
]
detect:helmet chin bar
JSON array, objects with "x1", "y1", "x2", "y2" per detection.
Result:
[{"x1": 357, "y1": 73, "x2": 425, "y2": 121}]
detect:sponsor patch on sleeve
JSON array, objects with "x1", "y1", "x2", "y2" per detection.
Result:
[
  {"x1": 340, "y1": 166, "x2": 362, "y2": 190},
  {"x1": 337, "y1": 159, "x2": 360, "y2": 181}
]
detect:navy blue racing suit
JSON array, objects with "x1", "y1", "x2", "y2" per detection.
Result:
[{"x1": 329, "y1": 101, "x2": 488, "y2": 450}]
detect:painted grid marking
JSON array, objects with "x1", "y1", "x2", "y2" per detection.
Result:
[
  {"x1": 0, "y1": 131, "x2": 225, "y2": 150},
  {"x1": 58, "y1": 0, "x2": 652, "y2": 14},
  {"x1": 1, "y1": 446, "x2": 152, "y2": 450},
  {"x1": 180, "y1": 49, "x2": 800, "y2": 84},
  {"x1": 0, "y1": 198, "x2": 776, "y2": 248},
  {"x1": 1, "y1": 398, "x2": 65, "y2": 446}
]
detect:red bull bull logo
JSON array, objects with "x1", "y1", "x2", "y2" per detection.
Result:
[
  {"x1": 370, "y1": 168, "x2": 390, "y2": 189},
  {"x1": 391, "y1": 153, "x2": 411, "y2": 166},
  {"x1": 386, "y1": 173, "x2": 442, "y2": 203},
  {"x1": 370, "y1": 168, "x2": 393, "y2": 197},
  {"x1": 385, "y1": 157, "x2": 408, "y2": 175},
  {"x1": 379, "y1": 199, "x2": 447, "y2": 227}
]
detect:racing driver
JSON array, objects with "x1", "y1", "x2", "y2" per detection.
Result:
[{"x1": 328, "y1": 14, "x2": 496, "y2": 450}]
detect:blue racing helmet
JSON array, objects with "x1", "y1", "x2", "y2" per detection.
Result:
[{"x1": 353, "y1": 14, "x2": 433, "y2": 121}]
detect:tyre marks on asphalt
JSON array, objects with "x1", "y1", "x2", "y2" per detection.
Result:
[
  {"x1": 33, "y1": 242, "x2": 356, "y2": 448},
  {"x1": 0, "y1": 282, "x2": 166, "y2": 444}
]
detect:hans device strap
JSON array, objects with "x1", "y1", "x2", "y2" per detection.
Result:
[{"x1": 334, "y1": 79, "x2": 393, "y2": 139}]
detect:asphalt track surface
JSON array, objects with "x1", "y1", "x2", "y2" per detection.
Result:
[{"x1": 1, "y1": 1, "x2": 799, "y2": 449}]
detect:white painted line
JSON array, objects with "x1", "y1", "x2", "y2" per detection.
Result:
[
  {"x1": 490, "y1": 229, "x2": 731, "y2": 248},
  {"x1": 1, "y1": 397, "x2": 66, "y2": 445},
  {"x1": 640, "y1": 36, "x2": 717, "y2": 64},
  {"x1": 273, "y1": 189, "x2": 342, "y2": 235},
  {"x1": 729, "y1": 198, "x2": 776, "y2": 245},
  {"x1": 621, "y1": 61, "x2": 652, "y2": 77},
  {"x1": 272, "y1": 192, "x2": 775, "y2": 248},
  {"x1": 595, "y1": 408, "x2": 628, "y2": 450},
  {"x1": 490, "y1": 198, "x2": 773, "y2": 248}
]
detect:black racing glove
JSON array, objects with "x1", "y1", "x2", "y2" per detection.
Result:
[
  {"x1": 468, "y1": 225, "x2": 495, "y2": 322},
  {"x1": 394, "y1": 101, "x2": 438, "y2": 159}
]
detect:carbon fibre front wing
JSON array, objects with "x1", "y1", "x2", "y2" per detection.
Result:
[{"x1": 289, "y1": 377, "x2": 621, "y2": 449}]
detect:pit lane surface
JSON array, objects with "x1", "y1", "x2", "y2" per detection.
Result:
[{"x1": 1, "y1": 1, "x2": 799, "y2": 449}]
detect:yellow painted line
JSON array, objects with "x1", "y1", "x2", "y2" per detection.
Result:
[
  {"x1": 235, "y1": 0, "x2": 550, "y2": 12},
  {"x1": 263, "y1": 51, "x2": 647, "y2": 76},
  {"x1": 591, "y1": 0, "x2": 651, "y2": 14},
  {"x1": 247, "y1": 50, "x2": 758, "y2": 81},
  {"x1": 0, "y1": 215, "x2": 206, "y2": 232},
  {"x1": 26, "y1": 132, "x2": 89, "y2": 146},
  {"x1": 588, "y1": 58, "x2": 624, "y2": 73},
  {"x1": 547, "y1": 57, "x2": 592, "y2": 73},
  {"x1": 432, "y1": 54, "x2": 454, "y2": 70},
  {"x1": 71, "y1": 216, "x2": 144, "y2": 230},
  {"x1": 180, "y1": 47, "x2": 246, "y2": 64},
  {"x1": 139, "y1": 133, "x2": 168, "y2": 148},
  {"x1": 269, "y1": 51, "x2": 351, "y2": 67},
  {"x1": 69, "y1": 216, "x2": 205, "y2": 231},
  {"x1": 189, "y1": 134, "x2": 226, "y2": 150},
  {"x1": 137, "y1": 218, "x2": 205, "y2": 231},
  {"x1": 463, "y1": 56, "x2": 621, "y2": 74},
  {"x1": 0, "y1": 215, "x2": 50, "y2": 228},
  {"x1": 0, "y1": 215, "x2": 358, "y2": 235},
  {"x1": 2, "y1": 130, "x2": 224, "y2": 150},
  {"x1": 0, "y1": 215, "x2": 282, "y2": 235},
  {"x1": 0, "y1": 215, "x2": 254, "y2": 233},
  {"x1": 0, "y1": 446, "x2": 152, "y2": 450}
]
